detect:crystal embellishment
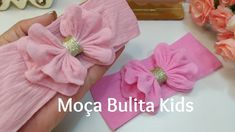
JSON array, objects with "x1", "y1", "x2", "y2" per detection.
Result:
[
  {"x1": 151, "y1": 67, "x2": 167, "y2": 84},
  {"x1": 63, "y1": 36, "x2": 83, "y2": 57}
]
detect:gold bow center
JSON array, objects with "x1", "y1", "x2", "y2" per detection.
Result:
[
  {"x1": 63, "y1": 36, "x2": 83, "y2": 56},
  {"x1": 151, "y1": 67, "x2": 167, "y2": 84}
]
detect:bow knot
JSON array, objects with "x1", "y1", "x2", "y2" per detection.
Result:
[
  {"x1": 63, "y1": 36, "x2": 83, "y2": 56},
  {"x1": 151, "y1": 67, "x2": 167, "y2": 84}
]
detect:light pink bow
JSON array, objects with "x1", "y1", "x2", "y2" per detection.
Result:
[
  {"x1": 17, "y1": 5, "x2": 115, "y2": 96},
  {"x1": 120, "y1": 44, "x2": 198, "y2": 108}
]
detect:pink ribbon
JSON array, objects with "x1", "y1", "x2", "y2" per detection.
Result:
[
  {"x1": 17, "y1": 5, "x2": 115, "y2": 96},
  {"x1": 91, "y1": 33, "x2": 222, "y2": 130}
]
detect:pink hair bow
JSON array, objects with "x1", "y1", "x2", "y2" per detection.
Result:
[
  {"x1": 120, "y1": 44, "x2": 198, "y2": 108},
  {"x1": 91, "y1": 33, "x2": 222, "y2": 130},
  {"x1": 17, "y1": 5, "x2": 115, "y2": 96}
]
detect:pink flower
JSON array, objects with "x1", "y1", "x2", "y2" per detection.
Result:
[
  {"x1": 209, "y1": 5, "x2": 233, "y2": 32},
  {"x1": 216, "y1": 38, "x2": 235, "y2": 61},
  {"x1": 220, "y1": 0, "x2": 235, "y2": 6},
  {"x1": 189, "y1": 0, "x2": 214, "y2": 26},
  {"x1": 217, "y1": 30, "x2": 234, "y2": 40},
  {"x1": 226, "y1": 15, "x2": 235, "y2": 32}
]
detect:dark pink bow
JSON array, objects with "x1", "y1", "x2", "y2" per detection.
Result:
[{"x1": 120, "y1": 44, "x2": 198, "y2": 108}]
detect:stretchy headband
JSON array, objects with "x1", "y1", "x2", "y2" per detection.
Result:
[
  {"x1": 0, "y1": 0, "x2": 139, "y2": 131},
  {"x1": 91, "y1": 33, "x2": 222, "y2": 130}
]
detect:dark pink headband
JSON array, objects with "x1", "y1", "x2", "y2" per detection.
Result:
[{"x1": 91, "y1": 33, "x2": 222, "y2": 130}]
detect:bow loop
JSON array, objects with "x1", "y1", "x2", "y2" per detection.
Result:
[
  {"x1": 153, "y1": 44, "x2": 198, "y2": 92},
  {"x1": 18, "y1": 23, "x2": 87, "y2": 96},
  {"x1": 120, "y1": 61, "x2": 161, "y2": 107},
  {"x1": 120, "y1": 44, "x2": 198, "y2": 109},
  {"x1": 60, "y1": 5, "x2": 115, "y2": 65}
]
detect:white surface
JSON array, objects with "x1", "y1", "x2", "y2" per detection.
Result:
[{"x1": 0, "y1": 1, "x2": 235, "y2": 132}]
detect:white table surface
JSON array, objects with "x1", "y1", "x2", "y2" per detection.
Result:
[{"x1": 1, "y1": 1, "x2": 235, "y2": 132}]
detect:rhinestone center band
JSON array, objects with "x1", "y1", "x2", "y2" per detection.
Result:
[
  {"x1": 151, "y1": 67, "x2": 167, "y2": 84},
  {"x1": 63, "y1": 36, "x2": 83, "y2": 56}
]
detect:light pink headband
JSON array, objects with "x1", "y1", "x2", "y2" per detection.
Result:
[
  {"x1": 0, "y1": 0, "x2": 139, "y2": 131},
  {"x1": 91, "y1": 33, "x2": 222, "y2": 130}
]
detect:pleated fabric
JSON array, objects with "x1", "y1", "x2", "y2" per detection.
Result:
[{"x1": 0, "y1": 0, "x2": 139, "y2": 131}]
